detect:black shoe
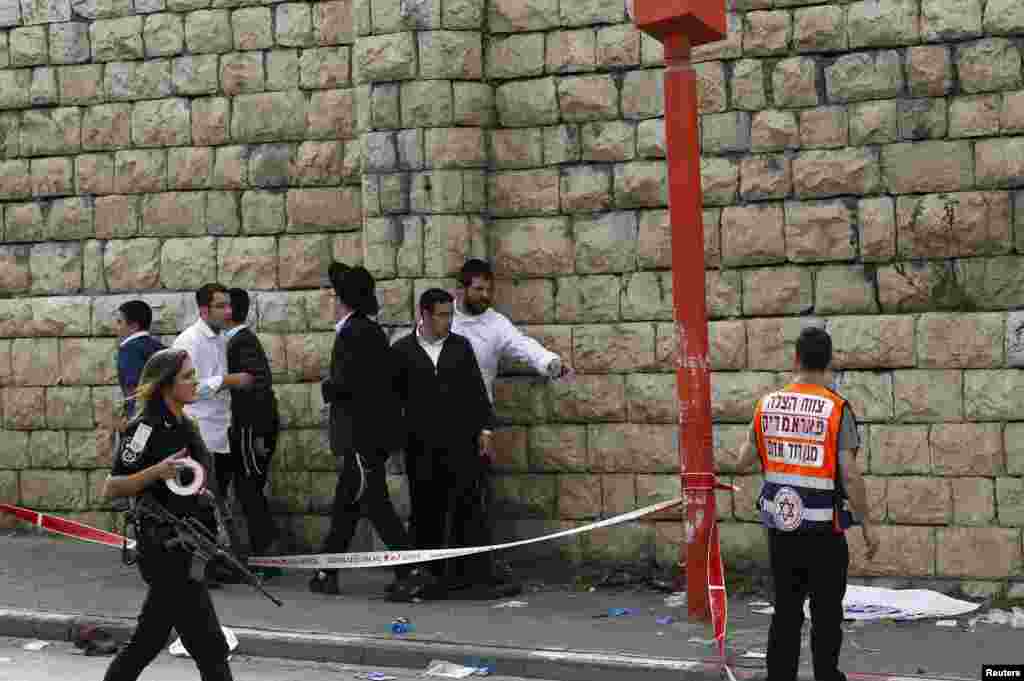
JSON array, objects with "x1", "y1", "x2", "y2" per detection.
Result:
[
  {"x1": 389, "y1": 568, "x2": 437, "y2": 602},
  {"x1": 309, "y1": 571, "x2": 340, "y2": 595}
]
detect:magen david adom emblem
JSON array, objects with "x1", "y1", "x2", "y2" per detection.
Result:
[{"x1": 773, "y1": 486, "x2": 804, "y2": 532}]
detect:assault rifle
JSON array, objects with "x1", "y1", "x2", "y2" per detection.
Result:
[{"x1": 132, "y1": 495, "x2": 283, "y2": 607}]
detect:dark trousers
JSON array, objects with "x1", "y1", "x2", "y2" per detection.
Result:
[
  {"x1": 103, "y1": 547, "x2": 232, "y2": 681},
  {"x1": 216, "y1": 428, "x2": 279, "y2": 556},
  {"x1": 320, "y1": 451, "x2": 412, "y2": 581},
  {"x1": 406, "y1": 442, "x2": 494, "y2": 586},
  {"x1": 767, "y1": 530, "x2": 849, "y2": 681}
]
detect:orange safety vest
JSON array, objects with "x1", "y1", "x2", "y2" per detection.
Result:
[{"x1": 753, "y1": 383, "x2": 856, "y2": 534}]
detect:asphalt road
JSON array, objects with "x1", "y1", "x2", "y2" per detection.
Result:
[{"x1": 0, "y1": 636, "x2": 547, "y2": 681}]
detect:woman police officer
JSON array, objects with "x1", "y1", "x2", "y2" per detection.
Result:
[{"x1": 101, "y1": 348, "x2": 235, "y2": 681}]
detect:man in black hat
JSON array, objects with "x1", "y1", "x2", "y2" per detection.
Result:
[{"x1": 309, "y1": 262, "x2": 433, "y2": 601}]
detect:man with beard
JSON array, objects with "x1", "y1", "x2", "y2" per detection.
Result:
[
  {"x1": 392, "y1": 288, "x2": 496, "y2": 598},
  {"x1": 449, "y1": 259, "x2": 574, "y2": 595}
]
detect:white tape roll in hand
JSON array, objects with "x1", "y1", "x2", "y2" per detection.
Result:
[{"x1": 165, "y1": 457, "x2": 206, "y2": 496}]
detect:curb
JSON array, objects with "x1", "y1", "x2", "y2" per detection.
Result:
[{"x1": 0, "y1": 607, "x2": 974, "y2": 681}]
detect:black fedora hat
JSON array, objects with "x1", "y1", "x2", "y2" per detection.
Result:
[{"x1": 328, "y1": 262, "x2": 379, "y2": 316}]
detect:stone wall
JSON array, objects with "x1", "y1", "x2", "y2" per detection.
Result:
[{"x1": 1, "y1": 0, "x2": 1023, "y2": 587}]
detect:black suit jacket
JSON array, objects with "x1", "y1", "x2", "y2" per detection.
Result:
[
  {"x1": 391, "y1": 331, "x2": 495, "y2": 455},
  {"x1": 226, "y1": 326, "x2": 279, "y2": 434},
  {"x1": 321, "y1": 314, "x2": 403, "y2": 457}
]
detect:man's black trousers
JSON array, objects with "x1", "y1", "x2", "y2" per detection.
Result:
[
  {"x1": 103, "y1": 547, "x2": 233, "y2": 681},
  {"x1": 216, "y1": 428, "x2": 279, "y2": 556},
  {"x1": 767, "y1": 529, "x2": 849, "y2": 681},
  {"x1": 320, "y1": 450, "x2": 412, "y2": 581},
  {"x1": 405, "y1": 442, "x2": 494, "y2": 587}
]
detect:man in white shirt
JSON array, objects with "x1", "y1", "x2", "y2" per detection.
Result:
[
  {"x1": 172, "y1": 283, "x2": 254, "y2": 581},
  {"x1": 452, "y1": 259, "x2": 574, "y2": 403},
  {"x1": 173, "y1": 284, "x2": 254, "y2": 453}
]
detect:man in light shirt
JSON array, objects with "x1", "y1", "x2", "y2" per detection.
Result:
[
  {"x1": 452, "y1": 259, "x2": 574, "y2": 403},
  {"x1": 172, "y1": 283, "x2": 254, "y2": 583}
]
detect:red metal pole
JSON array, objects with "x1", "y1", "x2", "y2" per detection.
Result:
[{"x1": 663, "y1": 32, "x2": 716, "y2": 624}]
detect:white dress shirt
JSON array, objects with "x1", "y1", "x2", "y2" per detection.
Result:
[
  {"x1": 451, "y1": 303, "x2": 560, "y2": 403},
  {"x1": 173, "y1": 318, "x2": 231, "y2": 453},
  {"x1": 416, "y1": 326, "x2": 447, "y2": 368}
]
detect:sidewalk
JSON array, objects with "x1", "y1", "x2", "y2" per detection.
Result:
[{"x1": 0, "y1": 532, "x2": 1018, "y2": 681}]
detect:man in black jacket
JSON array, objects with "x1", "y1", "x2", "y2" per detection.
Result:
[
  {"x1": 310, "y1": 263, "x2": 431, "y2": 601},
  {"x1": 392, "y1": 288, "x2": 497, "y2": 596},
  {"x1": 222, "y1": 288, "x2": 281, "y2": 572}
]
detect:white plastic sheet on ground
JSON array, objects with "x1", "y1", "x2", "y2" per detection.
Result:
[
  {"x1": 169, "y1": 626, "x2": 239, "y2": 657},
  {"x1": 798, "y1": 585, "x2": 981, "y2": 621}
]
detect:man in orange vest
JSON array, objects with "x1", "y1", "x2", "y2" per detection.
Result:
[{"x1": 729, "y1": 326, "x2": 878, "y2": 681}]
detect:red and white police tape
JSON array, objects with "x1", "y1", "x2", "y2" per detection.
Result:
[{"x1": 0, "y1": 503, "x2": 136, "y2": 550}]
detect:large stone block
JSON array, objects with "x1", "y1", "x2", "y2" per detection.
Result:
[
  {"x1": 897, "y1": 191, "x2": 1010, "y2": 257},
  {"x1": 965, "y1": 370, "x2": 1024, "y2": 420},
  {"x1": 300, "y1": 46, "x2": 351, "y2": 89},
  {"x1": 544, "y1": 374, "x2": 625, "y2": 424},
  {"x1": 159, "y1": 237, "x2": 216, "y2": 290},
  {"x1": 573, "y1": 211, "x2": 637, "y2": 274},
  {"x1": 849, "y1": 526, "x2": 934, "y2": 577},
  {"x1": 140, "y1": 191, "x2": 205, "y2": 236},
  {"x1": 31, "y1": 157, "x2": 75, "y2": 197},
  {"x1": 489, "y1": 169, "x2": 558, "y2": 216},
  {"x1": 75, "y1": 154, "x2": 114, "y2": 196},
  {"x1": 103, "y1": 237, "x2": 161, "y2": 290},
  {"x1": 487, "y1": 33, "x2": 543, "y2": 79},
  {"x1": 792, "y1": 148, "x2": 880, "y2": 198},
  {"x1": 21, "y1": 471, "x2": 88, "y2": 511},
  {"x1": 418, "y1": 30, "x2": 481, "y2": 79},
  {"x1": 976, "y1": 137, "x2": 1024, "y2": 189},
  {"x1": 131, "y1": 98, "x2": 189, "y2": 148},
  {"x1": 710, "y1": 320, "x2": 747, "y2": 371},
  {"x1": 425, "y1": 127, "x2": 485, "y2": 168},
  {"x1": 355, "y1": 32, "x2": 415, "y2": 83},
  {"x1": 930, "y1": 422, "x2": 1005, "y2": 476},
  {"x1": 547, "y1": 28, "x2": 597, "y2": 74},
  {"x1": 555, "y1": 275, "x2": 618, "y2": 323},
  {"x1": 94, "y1": 195, "x2": 138, "y2": 239},
  {"x1": 917, "y1": 312, "x2": 1004, "y2": 368},
  {"x1": 248, "y1": 144, "x2": 290, "y2": 188},
  {"x1": 316, "y1": 0, "x2": 354, "y2": 45},
  {"x1": 731, "y1": 59, "x2": 766, "y2": 111},
  {"x1": 772, "y1": 57, "x2": 818, "y2": 108},
  {"x1": 870, "y1": 425, "x2": 929, "y2": 474},
  {"x1": 0, "y1": 246, "x2": 31, "y2": 293},
  {"x1": 4, "y1": 387, "x2": 46, "y2": 429},
  {"x1": 50, "y1": 21, "x2": 91, "y2": 64},
  {"x1": 30, "y1": 242, "x2": 81, "y2": 294},
  {"x1": 106, "y1": 59, "x2": 174, "y2": 100},
  {"x1": 858, "y1": 196, "x2": 896, "y2": 262},
  {"x1": 883, "y1": 140, "x2": 974, "y2": 193},
  {"x1": 742, "y1": 266, "x2": 811, "y2": 316},
  {"x1": 45, "y1": 386, "x2": 94, "y2": 429},
  {"x1": 847, "y1": 0, "x2": 919, "y2": 48},
  {"x1": 221, "y1": 52, "x2": 265, "y2": 95},
  {"x1": 746, "y1": 317, "x2": 818, "y2": 371},
  {"x1": 560, "y1": 165, "x2": 611, "y2": 213},
  {"x1": 957, "y1": 256, "x2": 1024, "y2": 310},
  {"x1": 613, "y1": 161, "x2": 666, "y2": 208},
  {"x1": 894, "y1": 370, "x2": 963, "y2": 422},
  {"x1": 191, "y1": 98, "x2": 229, "y2": 146},
  {"x1": 286, "y1": 187, "x2": 360, "y2": 232},
  {"x1": 621, "y1": 69, "x2": 663, "y2": 120},
  {"x1": 491, "y1": 218, "x2": 572, "y2": 276},
  {"x1": 702, "y1": 112, "x2": 751, "y2": 154},
  {"x1": 721, "y1": 202, "x2": 785, "y2": 266},
  {"x1": 924, "y1": 0, "x2": 982, "y2": 41},
  {"x1": 58, "y1": 337, "x2": 117, "y2": 385},
  {"x1": 489, "y1": 0, "x2": 557, "y2": 32},
  {"x1": 949, "y1": 94, "x2": 1001, "y2": 138},
  {"x1": 620, "y1": 271, "x2": 671, "y2": 321},
  {"x1": 743, "y1": 10, "x2": 791, "y2": 55},
  {"x1": 558, "y1": 74, "x2": 618, "y2": 122},
  {"x1": 581, "y1": 121, "x2": 635, "y2": 162},
  {"x1": 114, "y1": 149, "x2": 166, "y2": 194},
  {"x1": 954, "y1": 37, "x2": 1019, "y2": 93},
  {"x1": 937, "y1": 528, "x2": 1020, "y2": 578},
  {"x1": 308, "y1": 89, "x2": 357, "y2": 140},
  {"x1": 168, "y1": 146, "x2": 213, "y2": 190},
  {"x1": 888, "y1": 477, "x2": 951, "y2": 525},
  {"x1": 91, "y1": 17, "x2": 143, "y2": 62},
  {"x1": 588, "y1": 423, "x2": 676, "y2": 473},
  {"x1": 11, "y1": 338, "x2": 60, "y2": 386},
  {"x1": 825, "y1": 50, "x2": 903, "y2": 103},
  {"x1": 707, "y1": 269, "x2": 742, "y2": 319},
  {"x1": 573, "y1": 323, "x2": 654, "y2": 374},
  {"x1": 21, "y1": 108, "x2": 81, "y2": 157},
  {"x1": 784, "y1": 199, "x2": 857, "y2": 262},
  {"x1": 997, "y1": 478, "x2": 1024, "y2": 527},
  {"x1": 951, "y1": 477, "x2": 995, "y2": 526},
  {"x1": 496, "y1": 77, "x2": 558, "y2": 127},
  {"x1": 231, "y1": 93, "x2": 306, "y2": 143},
  {"x1": 217, "y1": 236, "x2": 276, "y2": 289},
  {"x1": 0, "y1": 70, "x2": 32, "y2": 110},
  {"x1": 703, "y1": 156, "x2": 739, "y2": 207},
  {"x1": 799, "y1": 106, "x2": 848, "y2": 149},
  {"x1": 712, "y1": 372, "x2": 779, "y2": 422},
  {"x1": 184, "y1": 9, "x2": 231, "y2": 54},
  {"x1": 816, "y1": 265, "x2": 879, "y2": 314}
]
